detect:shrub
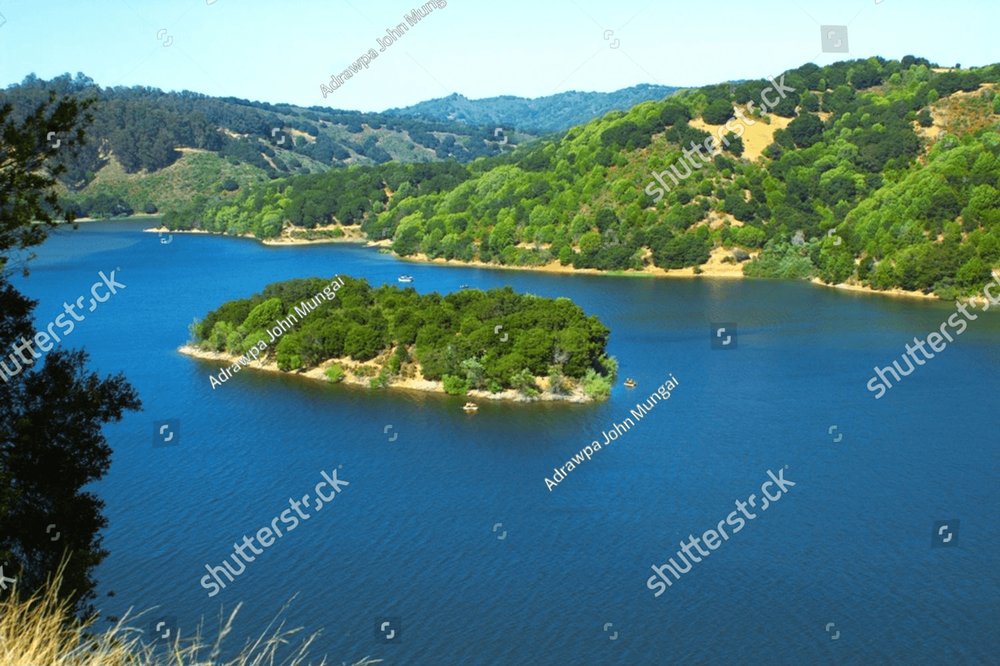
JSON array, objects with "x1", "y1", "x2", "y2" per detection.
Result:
[
  {"x1": 353, "y1": 365, "x2": 376, "y2": 378},
  {"x1": 442, "y1": 374, "x2": 469, "y2": 396},
  {"x1": 325, "y1": 364, "x2": 345, "y2": 383},
  {"x1": 547, "y1": 364, "x2": 567, "y2": 395},
  {"x1": 599, "y1": 354, "x2": 619, "y2": 379},
  {"x1": 370, "y1": 368, "x2": 390, "y2": 389},
  {"x1": 581, "y1": 369, "x2": 612, "y2": 401},
  {"x1": 510, "y1": 368, "x2": 539, "y2": 397},
  {"x1": 743, "y1": 241, "x2": 815, "y2": 279}
]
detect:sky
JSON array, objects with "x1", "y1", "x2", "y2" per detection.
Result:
[{"x1": 1, "y1": 0, "x2": 998, "y2": 112}]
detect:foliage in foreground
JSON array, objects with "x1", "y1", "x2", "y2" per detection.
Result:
[
  {"x1": 1, "y1": 89, "x2": 142, "y2": 618},
  {"x1": 0, "y1": 565, "x2": 380, "y2": 666},
  {"x1": 191, "y1": 277, "x2": 616, "y2": 398}
]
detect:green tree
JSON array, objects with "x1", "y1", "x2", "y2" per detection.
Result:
[
  {"x1": 344, "y1": 324, "x2": 383, "y2": 361},
  {"x1": 442, "y1": 374, "x2": 469, "y2": 396},
  {"x1": 660, "y1": 102, "x2": 691, "y2": 126},
  {"x1": 461, "y1": 357, "x2": 486, "y2": 389},
  {"x1": 703, "y1": 99, "x2": 734, "y2": 125},
  {"x1": 0, "y1": 93, "x2": 142, "y2": 617},
  {"x1": 724, "y1": 132, "x2": 744, "y2": 157},
  {"x1": 787, "y1": 113, "x2": 825, "y2": 148},
  {"x1": 242, "y1": 298, "x2": 283, "y2": 332}
]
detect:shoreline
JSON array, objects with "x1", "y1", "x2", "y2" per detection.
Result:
[
  {"x1": 807, "y1": 278, "x2": 940, "y2": 301},
  {"x1": 395, "y1": 249, "x2": 748, "y2": 280},
  {"x1": 142, "y1": 225, "x2": 367, "y2": 247},
  {"x1": 177, "y1": 345, "x2": 595, "y2": 404},
  {"x1": 140, "y1": 224, "x2": 963, "y2": 303}
]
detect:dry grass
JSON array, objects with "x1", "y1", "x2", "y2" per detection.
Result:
[
  {"x1": 0, "y1": 565, "x2": 379, "y2": 666},
  {"x1": 689, "y1": 112, "x2": 792, "y2": 161}
]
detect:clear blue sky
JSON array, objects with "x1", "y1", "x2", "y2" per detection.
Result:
[{"x1": 1, "y1": 0, "x2": 997, "y2": 112}]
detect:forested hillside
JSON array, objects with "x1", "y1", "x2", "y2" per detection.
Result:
[
  {"x1": 174, "y1": 56, "x2": 999, "y2": 298},
  {"x1": 0, "y1": 73, "x2": 530, "y2": 217},
  {"x1": 384, "y1": 84, "x2": 679, "y2": 133},
  {"x1": 27, "y1": 58, "x2": 1000, "y2": 298}
]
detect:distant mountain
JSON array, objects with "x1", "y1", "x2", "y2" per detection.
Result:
[{"x1": 385, "y1": 84, "x2": 680, "y2": 133}]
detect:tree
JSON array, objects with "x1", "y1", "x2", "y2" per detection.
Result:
[
  {"x1": 771, "y1": 95, "x2": 799, "y2": 118},
  {"x1": 460, "y1": 357, "x2": 486, "y2": 389},
  {"x1": 392, "y1": 213, "x2": 425, "y2": 256},
  {"x1": 800, "y1": 92, "x2": 820, "y2": 112},
  {"x1": 787, "y1": 113, "x2": 825, "y2": 148},
  {"x1": 344, "y1": 324, "x2": 383, "y2": 361},
  {"x1": 442, "y1": 374, "x2": 469, "y2": 396},
  {"x1": 600, "y1": 121, "x2": 650, "y2": 150},
  {"x1": 724, "y1": 132, "x2": 744, "y2": 157},
  {"x1": 547, "y1": 364, "x2": 567, "y2": 394},
  {"x1": 578, "y1": 231, "x2": 602, "y2": 255},
  {"x1": 848, "y1": 59, "x2": 884, "y2": 89},
  {"x1": 702, "y1": 99, "x2": 734, "y2": 125},
  {"x1": 659, "y1": 103, "x2": 691, "y2": 126},
  {"x1": 0, "y1": 94, "x2": 141, "y2": 617},
  {"x1": 242, "y1": 297, "x2": 283, "y2": 332}
]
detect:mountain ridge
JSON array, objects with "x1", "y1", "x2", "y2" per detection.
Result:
[{"x1": 384, "y1": 84, "x2": 680, "y2": 133}]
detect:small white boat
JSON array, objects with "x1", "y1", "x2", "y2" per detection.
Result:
[
  {"x1": 397, "y1": 275, "x2": 413, "y2": 283},
  {"x1": 463, "y1": 402, "x2": 479, "y2": 412}
]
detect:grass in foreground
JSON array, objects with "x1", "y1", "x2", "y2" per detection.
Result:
[{"x1": 0, "y1": 567, "x2": 379, "y2": 666}]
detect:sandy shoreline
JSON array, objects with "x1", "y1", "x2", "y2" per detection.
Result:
[
  {"x1": 808, "y1": 278, "x2": 939, "y2": 301},
  {"x1": 177, "y1": 345, "x2": 594, "y2": 404},
  {"x1": 140, "y1": 225, "x2": 960, "y2": 302},
  {"x1": 397, "y1": 247, "x2": 748, "y2": 280}
]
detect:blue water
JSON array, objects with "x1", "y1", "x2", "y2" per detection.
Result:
[{"x1": 13, "y1": 220, "x2": 999, "y2": 664}]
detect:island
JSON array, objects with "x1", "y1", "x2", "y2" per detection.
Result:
[{"x1": 181, "y1": 276, "x2": 618, "y2": 402}]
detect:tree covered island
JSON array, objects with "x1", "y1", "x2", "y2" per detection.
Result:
[{"x1": 184, "y1": 277, "x2": 618, "y2": 402}]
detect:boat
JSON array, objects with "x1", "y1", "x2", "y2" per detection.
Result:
[
  {"x1": 463, "y1": 402, "x2": 479, "y2": 412},
  {"x1": 459, "y1": 284, "x2": 471, "y2": 290},
  {"x1": 624, "y1": 378, "x2": 637, "y2": 388},
  {"x1": 397, "y1": 275, "x2": 413, "y2": 283}
]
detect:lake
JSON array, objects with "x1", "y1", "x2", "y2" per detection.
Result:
[{"x1": 13, "y1": 220, "x2": 999, "y2": 664}]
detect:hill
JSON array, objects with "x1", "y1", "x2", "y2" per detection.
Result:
[
  {"x1": 0, "y1": 73, "x2": 533, "y2": 216},
  {"x1": 23, "y1": 57, "x2": 1000, "y2": 300},
  {"x1": 384, "y1": 84, "x2": 680, "y2": 133},
  {"x1": 177, "y1": 56, "x2": 998, "y2": 299}
]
